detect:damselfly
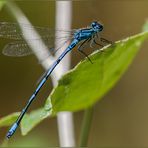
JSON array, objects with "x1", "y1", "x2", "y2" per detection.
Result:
[{"x1": 0, "y1": 21, "x2": 111, "y2": 138}]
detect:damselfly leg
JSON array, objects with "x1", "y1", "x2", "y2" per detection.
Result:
[{"x1": 77, "y1": 38, "x2": 93, "y2": 64}]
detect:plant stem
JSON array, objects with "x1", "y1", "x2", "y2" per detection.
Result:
[
  {"x1": 79, "y1": 106, "x2": 94, "y2": 147},
  {"x1": 55, "y1": 1, "x2": 75, "y2": 147}
]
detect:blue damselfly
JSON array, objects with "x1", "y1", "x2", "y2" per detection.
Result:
[{"x1": 0, "y1": 21, "x2": 111, "y2": 138}]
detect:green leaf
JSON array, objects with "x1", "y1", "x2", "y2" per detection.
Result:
[
  {"x1": 0, "y1": 31, "x2": 147, "y2": 136},
  {"x1": 21, "y1": 100, "x2": 52, "y2": 135},
  {"x1": 0, "y1": 112, "x2": 20, "y2": 127},
  {"x1": 46, "y1": 31, "x2": 148, "y2": 114}
]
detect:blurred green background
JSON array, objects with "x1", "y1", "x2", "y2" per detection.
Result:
[{"x1": 0, "y1": 0, "x2": 148, "y2": 146}]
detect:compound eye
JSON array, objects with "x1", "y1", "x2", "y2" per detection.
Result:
[
  {"x1": 98, "y1": 24, "x2": 103, "y2": 30},
  {"x1": 91, "y1": 21, "x2": 97, "y2": 28},
  {"x1": 92, "y1": 22, "x2": 96, "y2": 27}
]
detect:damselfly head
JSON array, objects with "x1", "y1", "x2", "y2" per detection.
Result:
[{"x1": 91, "y1": 21, "x2": 103, "y2": 32}]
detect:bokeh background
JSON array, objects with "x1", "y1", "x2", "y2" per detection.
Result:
[{"x1": 0, "y1": 0, "x2": 148, "y2": 146}]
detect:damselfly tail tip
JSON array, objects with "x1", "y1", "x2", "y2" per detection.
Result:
[
  {"x1": 6, "y1": 123, "x2": 18, "y2": 139},
  {"x1": 6, "y1": 132, "x2": 12, "y2": 139}
]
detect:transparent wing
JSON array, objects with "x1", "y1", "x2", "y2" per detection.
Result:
[
  {"x1": 0, "y1": 22, "x2": 75, "y2": 40},
  {"x1": 0, "y1": 22, "x2": 75, "y2": 57},
  {"x1": 2, "y1": 41, "x2": 32, "y2": 57},
  {"x1": 2, "y1": 37, "x2": 73, "y2": 57}
]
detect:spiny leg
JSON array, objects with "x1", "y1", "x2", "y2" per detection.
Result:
[
  {"x1": 78, "y1": 38, "x2": 93, "y2": 64},
  {"x1": 79, "y1": 49, "x2": 93, "y2": 64},
  {"x1": 90, "y1": 34, "x2": 105, "y2": 53},
  {"x1": 90, "y1": 34, "x2": 104, "y2": 48},
  {"x1": 100, "y1": 37, "x2": 112, "y2": 44},
  {"x1": 87, "y1": 35, "x2": 103, "y2": 48},
  {"x1": 90, "y1": 35, "x2": 98, "y2": 48},
  {"x1": 93, "y1": 39, "x2": 104, "y2": 47},
  {"x1": 77, "y1": 38, "x2": 91, "y2": 50},
  {"x1": 93, "y1": 33, "x2": 112, "y2": 49}
]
